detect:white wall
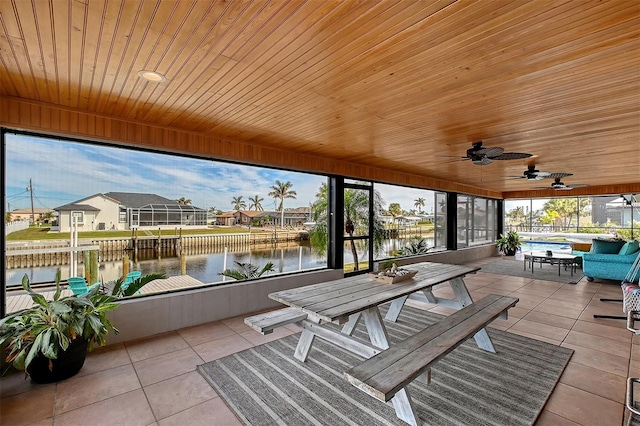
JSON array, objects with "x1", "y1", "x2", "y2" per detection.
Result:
[
  {"x1": 57, "y1": 195, "x2": 121, "y2": 232},
  {"x1": 106, "y1": 269, "x2": 342, "y2": 344}
]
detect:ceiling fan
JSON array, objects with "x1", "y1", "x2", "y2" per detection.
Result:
[
  {"x1": 508, "y1": 165, "x2": 573, "y2": 181},
  {"x1": 534, "y1": 177, "x2": 589, "y2": 191},
  {"x1": 447, "y1": 141, "x2": 533, "y2": 165}
]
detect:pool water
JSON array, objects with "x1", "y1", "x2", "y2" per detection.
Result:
[{"x1": 519, "y1": 241, "x2": 573, "y2": 254}]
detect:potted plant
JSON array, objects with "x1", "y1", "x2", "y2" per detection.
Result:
[
  {"x1": 0, "y1": 270, "x2": 119, "y2": 383},
  {"x1": 496, "y1": 230, "x2": 522, "y2": 256}
]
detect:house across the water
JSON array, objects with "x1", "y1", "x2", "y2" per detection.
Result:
[
  {"x1": 53, "y1": 192, "x2": 207, "y2": 232},
  {"x1": 213, "y1": 207, "x2": 311, "y2": 228}
]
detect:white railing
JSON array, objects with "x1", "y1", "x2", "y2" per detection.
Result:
[{"x1": 5, "y1": 220, "x2": 30, "y2": 235}]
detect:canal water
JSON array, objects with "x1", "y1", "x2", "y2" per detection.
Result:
[{"x1": 6, "y1": 237, "x2": 436, "y2": 288}]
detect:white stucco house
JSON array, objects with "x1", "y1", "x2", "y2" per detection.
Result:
[{"x1": 53, "y1": 192, "x2": 207, "y2": 232}]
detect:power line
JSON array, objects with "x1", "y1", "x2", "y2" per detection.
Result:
[
  {"x1": 6, "y1": 190, "x2": 29, "y2": 199},
  {"x1": 32, "y1": 192, "x2": 52, "y2": 209}
]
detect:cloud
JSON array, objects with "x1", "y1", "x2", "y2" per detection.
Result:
[{"x1": 5, "y1": 134, "x2": 325, "y2": 210}]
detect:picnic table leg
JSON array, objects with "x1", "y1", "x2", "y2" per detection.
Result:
[
  {"x1": 449, "y1": 277, "x2": 496, "y2": 353},
  {"x1": 342, "y1": 313, "x2": 361, "y2": 335},
  {"x1": 385, "y1": 296, "x2": 408, "y2": 322},
  {"x1": 294, "y1": 329, "x2": 316, "y2": 362},
  {"x1": 386, "y1": 290, "x2": 440, "y2": 322},
  {"x1": 391, "y1": 388, "x2": 418, "y2": 426},
  {"x1": 362, "y1": 307, "x2": 390, "y2": 350}
]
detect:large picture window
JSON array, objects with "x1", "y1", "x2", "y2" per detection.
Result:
[
  {"x1": 4, "y1": 131, "x2": 328, "y2": 304},
  {"x1": 373, "y1": 183, "x2": 447, "y2": 259},
  {"x1": 505, "y1": 195, "x2": 639, "y2": 240},
  {"x1": 457, "y1": 195, "x2": 498, "y2": 248}
]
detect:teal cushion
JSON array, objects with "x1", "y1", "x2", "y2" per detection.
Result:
[
  {"x1": 591, "y1": 238, "x2": 626, "y2": 254},
  {"x1": 619, "y1": 240, "x2": 640, "y2": 255}
]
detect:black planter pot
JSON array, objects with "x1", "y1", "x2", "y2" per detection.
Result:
[
  {"x1": 26, "y1": 338, "x2": 88, "y2": 384},
  {"x1": 505, "y1": 249, "x2": 516, "y2": 256}
]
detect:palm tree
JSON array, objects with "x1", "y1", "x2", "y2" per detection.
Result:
[
  {"x1": 219, "y1": 261, "x2": 275, "y2": 281},
  {"x1": 414, "y1": 197, "x2": 425, "y2": 214},
  {"x1": 309, "y1": 182, "x2": 386, "y2": 271},
  {"x1": 268, "y1": 180, "x2": 297, "y2": 228},
  {"x1": 175, "y1": 197, "x2": 192, "y2": 205},
  {"x1": 343, "y1": 188, "x2": 370, "y2": 270},
  {"x1": 388, "y1": 202, "x2": 402, "y2": 217},
  {"x1": 249, "y1": 195, "x2": 264, "y2": 211},
  {"x1": 41, "y1": 211, "x2": 55, "y2": 224},
  {"x1": 231, "y1": 196, "x2": 246, "y2": 211}
]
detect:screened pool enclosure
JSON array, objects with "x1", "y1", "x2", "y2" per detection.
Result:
[{"x1": 131, "y1": 203, "x2": 207, "y2": 227}]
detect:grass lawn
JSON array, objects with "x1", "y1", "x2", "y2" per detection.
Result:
[{"x1": 6, "y1": 225, "x2": 289, "y2": 241}]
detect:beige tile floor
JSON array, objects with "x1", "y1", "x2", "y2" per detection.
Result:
[{"x1": 1, "y1": 257, "x2": 635, "y2": 425}]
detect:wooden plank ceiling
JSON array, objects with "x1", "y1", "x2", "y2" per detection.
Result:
[{"x1": 1, "y1": 0, "x2": 639, "y2": 198}]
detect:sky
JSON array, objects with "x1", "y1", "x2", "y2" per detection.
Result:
[
  {"x1": 4, "y1": 134, "x2": 324, "y2": 212},
  {"x1": 4, "y1": 133, "x2": 438, "y2": 214}
]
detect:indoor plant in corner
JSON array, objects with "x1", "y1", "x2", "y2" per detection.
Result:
[
  {"x1": 0, "y1": 270, "x2": 119, "y2": 383},
  {"x1": 496, "y1": 230, "x2": 523, "y2": 256}
]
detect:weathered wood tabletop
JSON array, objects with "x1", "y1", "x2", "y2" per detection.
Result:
[{"x1": 268, "y1": 261, "x2": 486, "y2": 362}]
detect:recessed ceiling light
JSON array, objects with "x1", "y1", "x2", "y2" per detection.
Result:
[{"x1": 138, "y1": 70, "x2": 166, "y2": 82}]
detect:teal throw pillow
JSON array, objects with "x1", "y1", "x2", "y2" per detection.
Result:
[
  {"x1": 619, "y1": 240, "x2": 640, "y2": 255},
  {"x1": 591, "y1": 238, "x2": 626, "y2": 254}
]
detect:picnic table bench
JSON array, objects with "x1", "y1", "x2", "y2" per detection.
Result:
[
  {"x1": 344, "y1": 294, "x2": 519, "y2": 425},
  {"x1": 244, "y1": 307, "x2": 307, "y2": 335}
]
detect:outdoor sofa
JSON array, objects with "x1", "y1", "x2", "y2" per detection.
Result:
[{"x1": 573, "y1": 239, "x2": 640, "y2": 282}]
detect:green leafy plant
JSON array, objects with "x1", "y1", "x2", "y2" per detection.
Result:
[
  {"x1": 104, "y1": 273, "x2": 167, "y2": 298},
  {"x1": 0, "y1": 270, "x2": 119, "y2": 373},
  {"x1": 396, "y1": 237, "x2": 432, "y2": 256},
  {"x1": 495, "y1": 230, "x2": 523, "y2": 255},
  {"x1": 376, "y1": 259, "x2": 396, "y2": 272},
  {"x1": 220, "y1": 261, "x2": 275, "y2": 280}
]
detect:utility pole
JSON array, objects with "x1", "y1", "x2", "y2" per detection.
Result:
[{"x1": 27, "y1": 178, "x2": 35, "y2": 224}]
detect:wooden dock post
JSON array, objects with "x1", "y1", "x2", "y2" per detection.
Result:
[{"x1": 89, "y1": 250, "x2": 99, "y2": 285}]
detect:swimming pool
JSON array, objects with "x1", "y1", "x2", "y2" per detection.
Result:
[{"x1": 519, "y1": 240, "x2": 573, "y2": 253}]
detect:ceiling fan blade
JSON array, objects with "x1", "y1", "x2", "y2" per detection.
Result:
[
  {"x1": 491, "y1": 152, "x2": 533, "y2": 160},
  {"x1": 567, "y1": 184, "x2": 589, "y2": 189},
  {"x1": 480, "y1": 147, "x2": 504, "y2": 158},
  {"x1": 546, "y1": 172, "x2": 573, "y2": 178}
]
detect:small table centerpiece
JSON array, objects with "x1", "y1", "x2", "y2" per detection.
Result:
[{"x1": 370, "y1": 263, "x2": 417, "y2": 284}]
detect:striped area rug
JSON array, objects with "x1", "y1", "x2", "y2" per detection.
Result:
[{"x1": 198, "y1": 305, "x2": 573, "y2": 426}]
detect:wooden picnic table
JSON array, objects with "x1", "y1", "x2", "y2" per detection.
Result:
[{"x1": 268, "y1": 261, "x2": 488, "y2": 362}]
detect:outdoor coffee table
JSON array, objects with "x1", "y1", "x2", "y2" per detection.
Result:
[{"x1": 523, "y1": 251, "x2": 578, "y2": 276}]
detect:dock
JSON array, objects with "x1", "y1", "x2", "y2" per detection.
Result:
[{"x1": 5, "y1": 275, "x2": 207, "y2": 314}]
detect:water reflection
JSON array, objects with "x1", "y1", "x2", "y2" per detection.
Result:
[
  {"x1": 6, "y1": 236, "x2": 436, "y2": 287},
  {"x1": 6, "y1": 244, "x2": 328, "y2": 287}
]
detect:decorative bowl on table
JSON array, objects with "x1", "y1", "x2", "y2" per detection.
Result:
[{"x1": 369, "y1": 264, "x2": 418, "y2": 284}]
